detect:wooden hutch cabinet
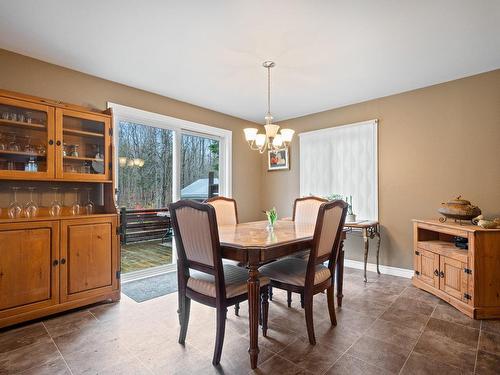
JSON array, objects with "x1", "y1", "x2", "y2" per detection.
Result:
[
  {"x1": 413, "y1": 219, "x2": 500, "y2": 319},
  {"x1": 0, "y1": 89, "x2": 119, "y2": 329}
]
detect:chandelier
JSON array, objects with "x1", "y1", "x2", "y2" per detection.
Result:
[{"x1": 244, "y1": 61, "x2": 294, "y2": 153}]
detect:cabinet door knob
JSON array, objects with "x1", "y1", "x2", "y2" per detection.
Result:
[
  {"x1": 439, "y1": 271, "x2": 445, "y2": 278},
  {"x1": 434, "y1": 269, "x2": 439, "y2": 276},
  {"x1": 49, "y1": 139, "x2": 54, "y2": 145},
  {"x1": 60, "y1": 258, "x2": 66, "y2": 265},
  {"x1": 53, "y1": 259, "x2": 59, "y2": 266},
  {"x1": 56, "y1": 140, "x2": 61, "y2": 146}
]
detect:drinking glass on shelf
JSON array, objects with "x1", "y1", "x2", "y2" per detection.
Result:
[
  {"x1": 1, "y1": 112, "x2": 8, "y2": 120},
  {"x1": 0, "y1": 132, "x2": 6, "y2": 151},
  {"x1": 36, "y1": 144, "x2": 46, "y2": 156},
  {"x1": 7, "y1": 133, "x2": 19, "y2": 151},
  {"x1": 24, "y1": 187, "x2": 39, "y2": 218},
  {"x1": 84, "y1": 188, "x2": 95, "y2": 215},
  {"x1": 8, "y1": 187, "x2": 23, "y2": 219},
  {"x1": 49, "y1": 187, "x2": 62, "y2": 217},
  {"x1": 80, "y1": 162, "x2": 91, "y2": 174},
  {"x1": 70, "y1": 188, "x2": 81, "y2": 215}
]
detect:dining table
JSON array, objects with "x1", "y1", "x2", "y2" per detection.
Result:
[{"x1": 218, "y1": 220, "x2": 347, "y2": 369}]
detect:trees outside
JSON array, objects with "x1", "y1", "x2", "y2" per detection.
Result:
[{"x1": 118, "y1": 121, "x2": 219, "y2": 209}]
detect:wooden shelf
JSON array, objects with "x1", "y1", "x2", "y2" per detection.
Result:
[
  {"x1": 63, "y1": 128, "x2": 104, "y2": 138},
  {"x1": 0, "y1": 119, "x2": 46, "y2": 130},
  {"x1": 417, "y1": 240, "x2": 468, "y2": 263},
  {"x1": 0, "y1": 213, "x2": 117, "y2": 224},
  {"x1": 64, "y1": 156, "x2": 104, "y2": 162},
  {"x1": 0, "y1": 150, "x2": 46, "y2": 157}
]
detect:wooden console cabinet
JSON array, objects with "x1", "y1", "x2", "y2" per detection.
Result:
[
  {"x1": 413, "y1": 219, "x2": 500, "y2": 319},
  {"x1": 0, "y1": 90, "x2": 120, "y2": 329}
]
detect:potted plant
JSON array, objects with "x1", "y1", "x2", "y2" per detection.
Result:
[
  {"x1": 345, "y1": 195, "x2": 356, "y2": 222},
  {"x1": 263, "y1": 207, "x2": 278, "y2": 231}
]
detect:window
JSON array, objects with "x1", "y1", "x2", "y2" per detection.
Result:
[{"x1": 299, "y1": 119, "x2": 378, "y2": 220}]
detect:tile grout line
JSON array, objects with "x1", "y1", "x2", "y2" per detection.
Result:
[
  {"x1": 41, "y1": 321, "x2": 75, "y2": 375},
  {"x1": 320, "y1": 279, "x2": 411, "y2": 375},
  {"x1": 397, "y1": 301, "x2": 438, "y2": 375},
  {"x1": 473, "y1": 319, "x2": 482, "y2": 374}
]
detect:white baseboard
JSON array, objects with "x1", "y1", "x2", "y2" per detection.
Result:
[{"x1": 344, "y1": 259, "x2": 414, "y2": 279}]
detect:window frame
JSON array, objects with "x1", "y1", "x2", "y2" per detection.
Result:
[{"x1": 108, "y1": 102, "x2": 232, "y2": 203}]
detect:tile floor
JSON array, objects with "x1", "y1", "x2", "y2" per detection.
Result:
[{"x1": 1, "y1": 268, "x2": 499, "y2": 374}]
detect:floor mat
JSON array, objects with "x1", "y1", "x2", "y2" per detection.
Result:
[{"x1": 122, "y1": 271, "x2": 177, "y2": 302}]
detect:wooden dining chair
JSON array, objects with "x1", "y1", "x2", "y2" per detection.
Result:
[
  {"x1": 169, "y1": 200, "x2": 270, "y2": 365},
  {"x1": 270, "y1": 196, "x2": 328, "y2": 307},
  {"x1": 260, "y1": 200, "x2": 348, "y2": 345},
  {"x1": 205, "y1": 196, "x2": 238, "y2": 226},
  {"x1": 205, "y1": 196, "x2": 244, "y2": 316}
]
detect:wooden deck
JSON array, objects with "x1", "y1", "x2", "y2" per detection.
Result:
[{"x1": 121, "y1": 239, "x2": 173, "y2": 274}]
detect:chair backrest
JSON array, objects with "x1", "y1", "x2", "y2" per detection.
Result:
[
  {"x1": 306, "y1": 200, "x2": 348, "y2": 286},
  {"x1": 205, "y1": 196, "x2": 238, "y2": 226},
  {"x1": 293, "y1": 196, "x2": 328, "y2": 224},
  {"x1": 169, "y1": 200, "x2": 223, "y2": 271}
]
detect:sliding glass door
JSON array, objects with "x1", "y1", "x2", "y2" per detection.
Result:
[
  {"x1": 117, "y1": 121, "x2": 174, "y2": 276},
  {"x1": 111, "y1": 103, "x2": 231, "y2": 279}
]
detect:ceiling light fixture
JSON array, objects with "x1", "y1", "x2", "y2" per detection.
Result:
[{"x1": 244, "y1": 61, "x2": 294, "y2": 153}]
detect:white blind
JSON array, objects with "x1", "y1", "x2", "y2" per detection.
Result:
[{"x1": 299, "y1": 120, "x2": 378, "y2": 221}]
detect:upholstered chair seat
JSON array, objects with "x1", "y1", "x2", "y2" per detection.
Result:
[
  {"x1": 189, "y1": 264, "x2": 269, "y2": 298},
  {"x1": 260, "y1": 258, "x2": 330, "y2": 287}
]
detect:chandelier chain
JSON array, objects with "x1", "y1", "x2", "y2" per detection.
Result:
[{"x1": 267, "y1": 65, "x2": 271, "y2": 116}]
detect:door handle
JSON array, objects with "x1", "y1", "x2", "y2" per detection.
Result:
[
  {"x1": 60, "y1": 258, "x2": 66, "y2": 265},
  {"x1": 56, "y1": 140, "x2": 61, "y2": 146},
  {"x1": 53, "y1": 259, "x2": 59, "y2": 266},
  {"x1": 48, "y1": 139, "x2": 54, "y2": 145},
  {"x1": 439, "y1": 271, "x2": 445, "y2": 278},
  {"x1": 433, "y1": 269, "x2": 439, "y2": 276}
]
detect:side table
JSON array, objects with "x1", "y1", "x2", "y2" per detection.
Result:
[{"x1": 344, "y1": 221, "x2": 381, "y2": 282}]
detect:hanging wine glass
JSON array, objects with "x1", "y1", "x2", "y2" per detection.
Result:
[
  {"x1": 24, "y1": 187, "x2": 39, "y2": 218},
  {"x1": 8, "y1": 187, "x2": 23, "y2": 219},
  {"x1": 70, "y1": 188, "x2": 81, "y2": 215},
  {"x1": 84, "y1": 188, "x2": 94, "y2": 215},
  {"x1": 49, "y1": 187, "x2": 62, "y2": 217}
]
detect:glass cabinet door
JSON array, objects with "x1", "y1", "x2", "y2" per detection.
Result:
[
  {"x1": 56, "y1": 109, "x2": 111, "y2": 181},
  {"x1": 0, "y1": 97, "x2": 55, "y2": 179}
]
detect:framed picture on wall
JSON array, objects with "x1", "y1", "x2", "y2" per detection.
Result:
[{"x1": 268, "y1": 148, "x2": 289, "y2": 171}]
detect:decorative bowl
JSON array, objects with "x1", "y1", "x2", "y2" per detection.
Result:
[{"x1": 438, "y1": 195, "x2": 481, "y2": 223}]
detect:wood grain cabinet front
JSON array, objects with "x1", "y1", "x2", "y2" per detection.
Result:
[
  {"x1": 60, "y1": 216, "x2": 119, "y2": 302},
  {"x1": 0, "y1": 221, "x2": 59, "y2": 319},
  {"x1": 413, "y1": 220, "x2": 500, "y2": 319}
]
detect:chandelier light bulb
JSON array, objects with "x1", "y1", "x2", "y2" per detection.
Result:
[
  {"x1": 280, "y1": 128, "x2": 295, "y2": 143},
  {"x1": 255, "y1": 134, "x2": 266, "y2": 148},
  {"x1": 244, "y1": 128, "x2": 258, "y2": 141}
]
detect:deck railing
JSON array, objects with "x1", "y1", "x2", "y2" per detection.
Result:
[{"x1": 120, "y1": 207, "x2": 172, "y2": 245}]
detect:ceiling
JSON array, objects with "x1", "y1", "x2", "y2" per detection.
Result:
[{"x1": 1, "y1": 1, "x2": 499, "y2": 123}]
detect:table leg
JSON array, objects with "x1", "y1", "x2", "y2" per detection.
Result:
[
  {"x1": 336, "y1": 240, "x2": 345, "y2": 307},
  {"x1": 375, "y1": 226, "x2": 381, "y2": 275},
  {"x1": 247, "y1": 265, "x2": 260, "y2": 369},
  {"x1": 363, "y1": 228, "x2": 369, "y2": 282}
]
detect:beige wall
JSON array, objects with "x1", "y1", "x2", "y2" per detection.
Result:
[
  {"x1": 2, "y1": 48, "x2": 499, "y2": 269},
  {"x1": 262, "y1": 69, "x2": 500, "y2": 269},
  {"x1": 0, "y1": 49, "x2": 262, "y2": 222}
]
